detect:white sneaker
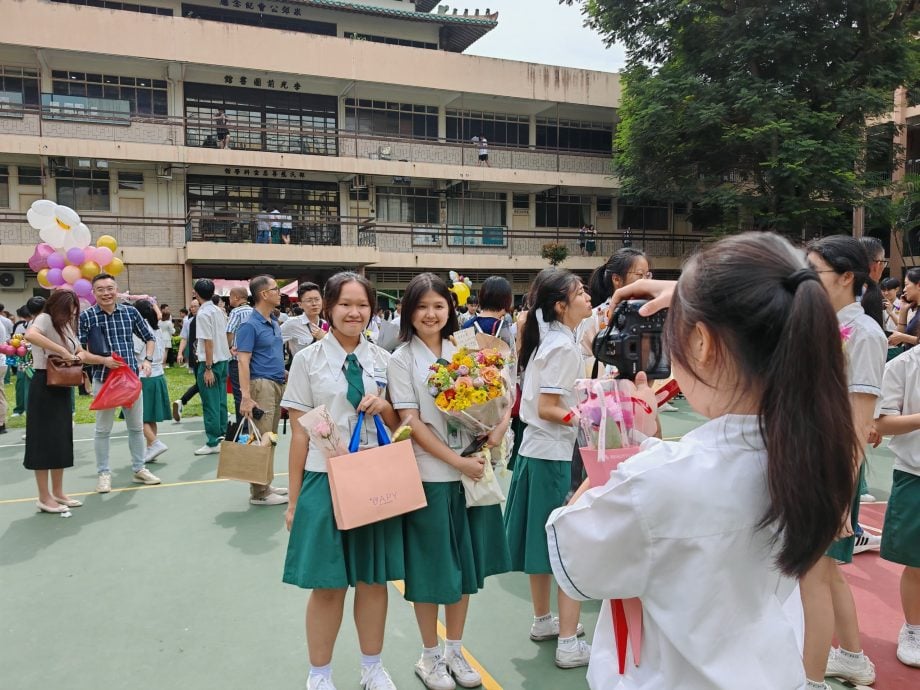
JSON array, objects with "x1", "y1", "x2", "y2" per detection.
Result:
[
  {"x1": 859, "y1": 492, "x2": 877, "y2": 502},
  {"x1": 659, "y1": 402, "x2": 679, "y2": 412},
  {"x1": 172, "y1": 399, "x2": 183, "y2": 423},
  {"x1": 306, "y1": 674, "x2": 337, "y2": 690},
  {"x1": 415, "y1": 655, "x2": 456, "y2": 690},
  {"x1": 133, "y1": 468, "x2": 161, "y2": 485},
  {"x1": 194, "y1": 444, "x2": 220, "y2": 455},
  {"x1": 269, "y1": 485, "x2": 289, "y2": 496},
  {"x1": 446, "y1": 652, "x2": 481, "y2": 688},
  {"x1": 898, "y1": 624, "x2": 920, "y2": 667},
  {"x1": 555, "y1": 639, "x2": 591, "y2": 669},
  {"x1": 360, "y1": 662, "x2": 397, "y2": 690},
  {"x1": 853, "y1": 532, "x2": 882, "y2": 554},
  {"x1": 250, "y1": 493, "x2": 288, "y2": 506},
  {"x1": 96, "y1": 472, "x2": 112, "y2": 493},
  {"x1": 825, "y1": 647, "x2": 876, "y2": 685},
  {"x1": 145, "y1": 440, "x2": 168, "y2": 463},
  {"x1": 529, "y1": 616, "x2": 585, "y2": 641}
]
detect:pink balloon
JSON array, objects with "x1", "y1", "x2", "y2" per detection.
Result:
[
  {"x1": 86, "y1": 293, "x2": 96, "y2": 306},
  {"x1": 82, "y1": 246, "x2": 96, "y2": 263},
  {"x1": 46, "y1": 268, "x2": 64, "y2": 286},
  {"x1": 57, "y1": 284, "x2": 74, "y2": 292},
  {"x1": 0, "y1": 345, "x2": 9, "y2": 355},
  {"x1": 78, "y1": 298, "x2": 92, "y2": 312},
  {"x1": 66, "y1": 247, "x2": 85, "y2": 265},
  {"x1": 61, "y1": 265, "x2": 82, "y2": 285},
  {"x1": 37, "y1": 243, "x2": 55, "y2": 258},
  {"x1": 16, "y1": 346, "x2": 26, "y2": 357},
  {"x1": 28, "y1": 253, "x2": 46, "y2": 272},
  {"x1": 47, "y1": 252, "x2": 66, "y2": 270},
  {"x1": 73, "y1": 278, "x2": 92, "y2": 297},
  {"x1": 94, "y1": 247, "x2": 113, "y2": 266}
]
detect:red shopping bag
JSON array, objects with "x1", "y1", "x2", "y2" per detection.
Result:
[{"x1": 89, "y1": 354, "x2": 142, "y2": 410}]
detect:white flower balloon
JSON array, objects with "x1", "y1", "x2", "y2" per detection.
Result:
[{"x1": 26, "y1": 200, "x2": 91, "y2": 250}]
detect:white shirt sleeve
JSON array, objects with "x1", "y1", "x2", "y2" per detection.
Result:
[
  {"x1": 535, "y1": 340, "x2": 580, "y2": 395},
  {"x1": 280, "y1": 350, "x2": 314, "y2": 412},
  {"x1": 547, "y1": 478, "x2": 652, "y2": 602},
  {"x1": 847, "y1": 327, "x2": 886, "y2": 397},
  {"x1": 387, "y1": 348, "x2": 418, "y2": 410},
  {"x1": 879, "y1": 357, "x2": 906, "y2": 417},
  {"x1": 196, "y1": 310, "x2": 214, "y2": 341}
]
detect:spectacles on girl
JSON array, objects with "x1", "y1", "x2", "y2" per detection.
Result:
[{"x1": 628, "y1": 271, "x2": 653, "y2": 279}]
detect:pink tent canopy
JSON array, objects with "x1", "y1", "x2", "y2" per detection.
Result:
[{"x1": 211, "y1": 279, "x2": 299, "y2": 298}]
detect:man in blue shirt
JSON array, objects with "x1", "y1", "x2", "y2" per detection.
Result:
[{"x1": 235, "y1": 273, "x2": 288, "y2": 506}]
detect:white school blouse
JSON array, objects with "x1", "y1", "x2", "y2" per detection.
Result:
[
  {"x1": 879, "y1": 345, "x2": 920, "y2": 476},
  {"x1": 837, "y1": 302, "x2": 887, "y2": 415},
  {"x1": 518, "y1": 321, "x2": 581, "y2": 461},
  {"x1": 388, "y1": 337, "x2": 472, "y2": 483},
  {"x1": 547, "y1": 415, "x2": 805, "y2": 690},
  {"x1": 280, "y1": 333, "x2": 391, "y2": 473}
]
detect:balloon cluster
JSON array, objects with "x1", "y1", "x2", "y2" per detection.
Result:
[
  {"x1": 25, "y1": 201, "x2": 124, "y2": 309},
  {"x1": 1, "y1": 334, "x2": 29, "y2": 367},
  {"x1": 448, "y1": 271, "x2": 473, "y2": 307}
]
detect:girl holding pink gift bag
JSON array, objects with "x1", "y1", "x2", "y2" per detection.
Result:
[
  {"x1": 281, "y1": 272, "x2": 403, "y2": 690},
  {"x1": 503, "y1": 268, "x2": 594, "y2": 670},
  {"x1": 388, "y1": 273, "x2": 511, "y2": 690},
  {"x1": 547, "y1": 232, "x2": 860, "y2": 690}
]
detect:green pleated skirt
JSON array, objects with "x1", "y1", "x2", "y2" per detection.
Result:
[
  {"x1": 403, "y1": 481, "x2": 511, "y2": 604},
  {"x1": 503, "y1": 454, "x2": 570, "y2": 575},
  {"x1": 141, "y1": 375, "x2": 171, "y2": 423},
  {"x1": 283, "y1": 471, "x2": 405, "y2": 590},
  {"x1": 825, "y1": 463, "x2": 866, "y2": 564},
  {"x1": 881, "y1": 469, "x2": 920, "y2": 567}
]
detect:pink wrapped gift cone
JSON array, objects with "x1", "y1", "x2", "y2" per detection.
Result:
[{"x1": 580, "y1": 445, "x2": 641, "y2": 488}]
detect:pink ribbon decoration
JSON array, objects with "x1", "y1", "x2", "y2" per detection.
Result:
[{"x1": 611, "y1": 597, "x2": 643, "y2": 674}]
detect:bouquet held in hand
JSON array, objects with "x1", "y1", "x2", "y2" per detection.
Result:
[
  {"x1": 299, "y1": 405, "x2": 348, "y2": 458},
  {"x1": 427, "y1": 347, "x2": 512, "y2": 436}
]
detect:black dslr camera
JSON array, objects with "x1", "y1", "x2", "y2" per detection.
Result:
[{"x1": 592, "y1": 300, "x2": 671, "y2": 381}]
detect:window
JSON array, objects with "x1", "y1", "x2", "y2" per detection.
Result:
[
  {"x1": 536, "y1": 117, "x2": 614, "y2": 153},
  {"x1": 596, "y1": 197, "x2": 612, "y2": 213},
  {"x1": 186, "y1": 175, "x2": 338, "y2": 220},
  {"x1": 56, "y1": 170, "x2": 110, "y2": 211},
  {"x1": 447, "y1": 191, "x2": 506, "y2": 227},
  {"x1": 18, "y1": 166, "x2": 43, "y2": 186},
  {"x1": 50, "y1": 0, "x2": 173, "y2": 15},
  {"x1": 376, "y1": 187, "x2": 439, "y2": 224},
  {"x1": 513, "y1": 193, "x2": 530, "y2": 210},
  {"x1": 535, "y1": 192, "x2": 590, "y2": 228},
  {"x1": 349, "y1": 187, "x2": 370, "y2": 202},
  {"x1": 344, "y1": 32, "x2": 437, "y2": 50},
  {"x1": 51, "y1": 71, "x2": 168, "y2": 116},
  {"x1": 118, "y1": 172, "x2": 144, "y2": 191},
  {"x1": 618, "y1": 203, "x2": 669, "y2": 231},
  {"x1": 0, "y1": 166, "x2": 8, "y2": 207},
  {"x1": 0, "y1": 66, "x2": 39, "y2": 107},
  {"x1": 446, "y1": 110, "x2": 530, "y2": 147},
  {"x1": 345, "y1": 99, "x2": 439, "y2": 140}
]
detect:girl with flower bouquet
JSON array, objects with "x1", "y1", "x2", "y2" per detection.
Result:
[
  {"x1": 281, "y1": 272, "x2": 403, "y2": 690},
  {"x1": 503, "y1": 268, "x2": 594, "y2": 670},
  {"x1": 388, "y1": 273, "x2": 511, "y2": 690}
]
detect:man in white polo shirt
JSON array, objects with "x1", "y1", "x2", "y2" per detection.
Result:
[{"x1": 280, "y1": 281, "x2": 327, "y2": 359}]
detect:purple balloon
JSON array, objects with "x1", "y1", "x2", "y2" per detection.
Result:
[
  {"x1": 73, "y1": 278, "x2": 92, "y2": 298},
  {"x1": 66, "y1": 247, "x2": 85, "y2": 265},
  {"x1": 46, "y1": 268, "x2": 64, "y2": 286},
  {"x1": 47, "y1": 252, "x2": 66, "y2": 270}
]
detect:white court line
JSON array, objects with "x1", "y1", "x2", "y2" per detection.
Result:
[{"x1": 0, "y1": 428, "x2": 204, "y2": 450}]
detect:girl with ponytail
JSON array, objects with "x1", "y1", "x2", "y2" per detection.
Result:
[{"x1": 546, "y1": 232, "x2": 862, "y2": 689}]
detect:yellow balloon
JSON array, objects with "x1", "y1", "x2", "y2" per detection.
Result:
[
  {"x1": 81, "y1": 261, "x2": 101, "y2": 279},
  {"x1": 97, "y1": 235, "x2": 118, "y2": 252},
  {"x1": 450, "y1": 281, "x2": 471, "y2": 306},
  {"x1": 37, "y1": 268, "x2": 52, "y2": 288},
  {"x1": 105, "y1": 257, "x2": 125, "y2": 276}
]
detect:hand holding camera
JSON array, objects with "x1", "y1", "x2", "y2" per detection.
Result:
[{"x1": 593, "y1": 299, "x2": 671, "y2": 381}]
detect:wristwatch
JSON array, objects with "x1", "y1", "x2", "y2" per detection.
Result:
[{"x1": 144, "y1": 356, "x2": 153, "y2": 362}]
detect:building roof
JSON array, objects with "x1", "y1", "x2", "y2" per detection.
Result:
[{"x1": 290, "y1": 1, "x2": 498, "y2": 52}]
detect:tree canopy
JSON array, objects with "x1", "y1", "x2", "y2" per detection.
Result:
[{"x1": 564, "y1": 0, "x2": 920, "y2": 236}]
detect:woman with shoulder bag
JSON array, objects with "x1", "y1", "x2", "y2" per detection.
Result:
[{"x1": 23, "y1": 290, "x2": 88, "y2": 514}]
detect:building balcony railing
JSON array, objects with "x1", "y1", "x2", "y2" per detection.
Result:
[
  {"x1": 0, "y1": 211, "x2": 186, "y2": 247},
  {"x1": 0, "y1": 104, "x2": 614, "y2": 177}
]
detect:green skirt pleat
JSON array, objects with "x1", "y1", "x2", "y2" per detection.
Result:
[
  {"x1": 403, "y1": 481, "x2": 510, "y2": 604},
  {"x1": 503, "y1": 454, "x2": 569, "y2": 574},
  {"x1": 283, "y1": 471, "x2": 405, "y2": 590},
  {"x1": 881, "y1": 470, "x2": 920, "y2": 567},
  {"x1": 141, "y1": 375, "x2": 171, "y2": 423},
  {"x1": 825, "y1": 463, "x2": 866, "y2": 564}
]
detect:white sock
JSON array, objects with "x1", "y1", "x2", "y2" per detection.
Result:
[
  {"x1": 906, "y1": 622, "x2": 920, "y2": 634},
  {"x1": 533, "y1": 613, "x2": 553, "y2": 624},
  {"x1": 557, "y1": 634, "x2": 578, "y2": 650},
  {"x1": 360, "y1": 653, "x2": 380, "y2": 670},
  {"x1": 805, "y1": 680, "x2": 827, "y2": 689},
  {"x1": 445, "y1": 640, "x2": 462, "y2": 657},
  {"x1": 838, "y1": 647, "x2": 864, "y2": 659},
  {"x1": 309, "y1": 664, "x2": 332, "y2": 680},
  {"x1": 422, "y1": 645, "x2": 442, "y2": 661}
]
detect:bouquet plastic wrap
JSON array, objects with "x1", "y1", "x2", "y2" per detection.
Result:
[{"x1": 299, "y1": 405, "x2": 348, "y2": 458}]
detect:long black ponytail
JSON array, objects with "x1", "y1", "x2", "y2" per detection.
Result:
[{"x1": 519, "y1": 268, "x2": 581, "y2": 374}]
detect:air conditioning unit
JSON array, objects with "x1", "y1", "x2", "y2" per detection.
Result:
[
  {"x1": 0, "y1": 270, "x2": 25, "y2": 291},
  {"x1": 156, "y1": 165, "x2": 173, "y2": 181}
]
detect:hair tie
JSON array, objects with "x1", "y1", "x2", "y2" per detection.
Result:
[{"x1": 783, "y1": 268, "x2": 818, "y2": 293}]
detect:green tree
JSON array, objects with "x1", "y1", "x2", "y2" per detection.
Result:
[{"x1": 564, "y1": 0, "x2": 920, "y2": 236}]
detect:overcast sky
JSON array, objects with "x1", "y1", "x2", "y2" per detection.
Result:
[{"x1": 461, "y1": 0, "x2": 626, "y2": 73}]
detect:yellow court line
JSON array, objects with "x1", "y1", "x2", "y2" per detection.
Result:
[
  {"x1": 0, "y1": 472, "x2": 290, "y2": 506},
  {"x1": 390, "y1": 580, "x2": 502, "y2": 690}
]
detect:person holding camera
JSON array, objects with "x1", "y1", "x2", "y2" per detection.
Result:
[{"x1": 235, "y1": 274, "x2": 288, "y2": 506}]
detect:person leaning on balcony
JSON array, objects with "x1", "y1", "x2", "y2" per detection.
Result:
[
  {"x1": 191, "y1": 279, "x2": 232, "y2": 456},
  {"x1": 281, "y1": 206, "x2": 293, "y2": 245},
  {"x1": 215, "y1": 108, "x2": 230, "y2": 149},
  {"x1": 256, "y1": 206, "x2": 272, "y2": 244},
  {"x1": 234, "y1": 274, "x2": 289, "y2": 506},
  {"x1": 890, "y1": 267, "x2": 920, "y2": 350}
]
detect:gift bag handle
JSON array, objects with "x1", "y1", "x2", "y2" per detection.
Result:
[
  {"x1": 231, "y1": 417, "x2": 262, "y2": 444},
  {"x1": 348, "y1": 411, "x2": 391, "y2": 453}
]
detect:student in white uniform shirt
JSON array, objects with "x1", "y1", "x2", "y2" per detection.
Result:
[
  {"x1": 388, "y1": 273, "x2": 511, "y2": 690},
  {"x1": 873, "y1": 345, "x2": 920, "y2": 669},
  {"x1": 280, "y1": 282, "x2": 327, "y2": 358},
  {"x1": 799, "y1": 236, "x2": 887, "y2": 689},
  {"x1": 281, "y1": 272, "x2": 402, "y2": 690},
  {"x1": 503, "y1": 268, "x2": 594, "y2": 670},
  {"x1": 547, "y1": 232, "x2": 862, "y2": 690}
]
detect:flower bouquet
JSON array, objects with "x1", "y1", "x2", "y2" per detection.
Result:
[
  {"x1": 299, "y1": 405, "x2": 348, "y2": 458},
  {"x1": 427, "y1": 347, "x2": 513, "y2": 436}
]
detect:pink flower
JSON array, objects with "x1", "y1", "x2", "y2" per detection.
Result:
[
  {"x1": 455, "y1": 376, "x2": 474, "y2": 389},
  {"x1": 839, "y1": 325, "x2": 854, "y2": 342},
  {"x1": 313, "y1": 420, "x2": 332, "y2": 437}
]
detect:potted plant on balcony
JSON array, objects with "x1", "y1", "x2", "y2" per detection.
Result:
[{"x1": 541, "y1": 241, "x2": 569, "y2": 267}]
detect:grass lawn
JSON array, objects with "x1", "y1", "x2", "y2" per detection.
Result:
[{"x1": 2, "y1": 366, "x2": 227, "y2": 427}]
